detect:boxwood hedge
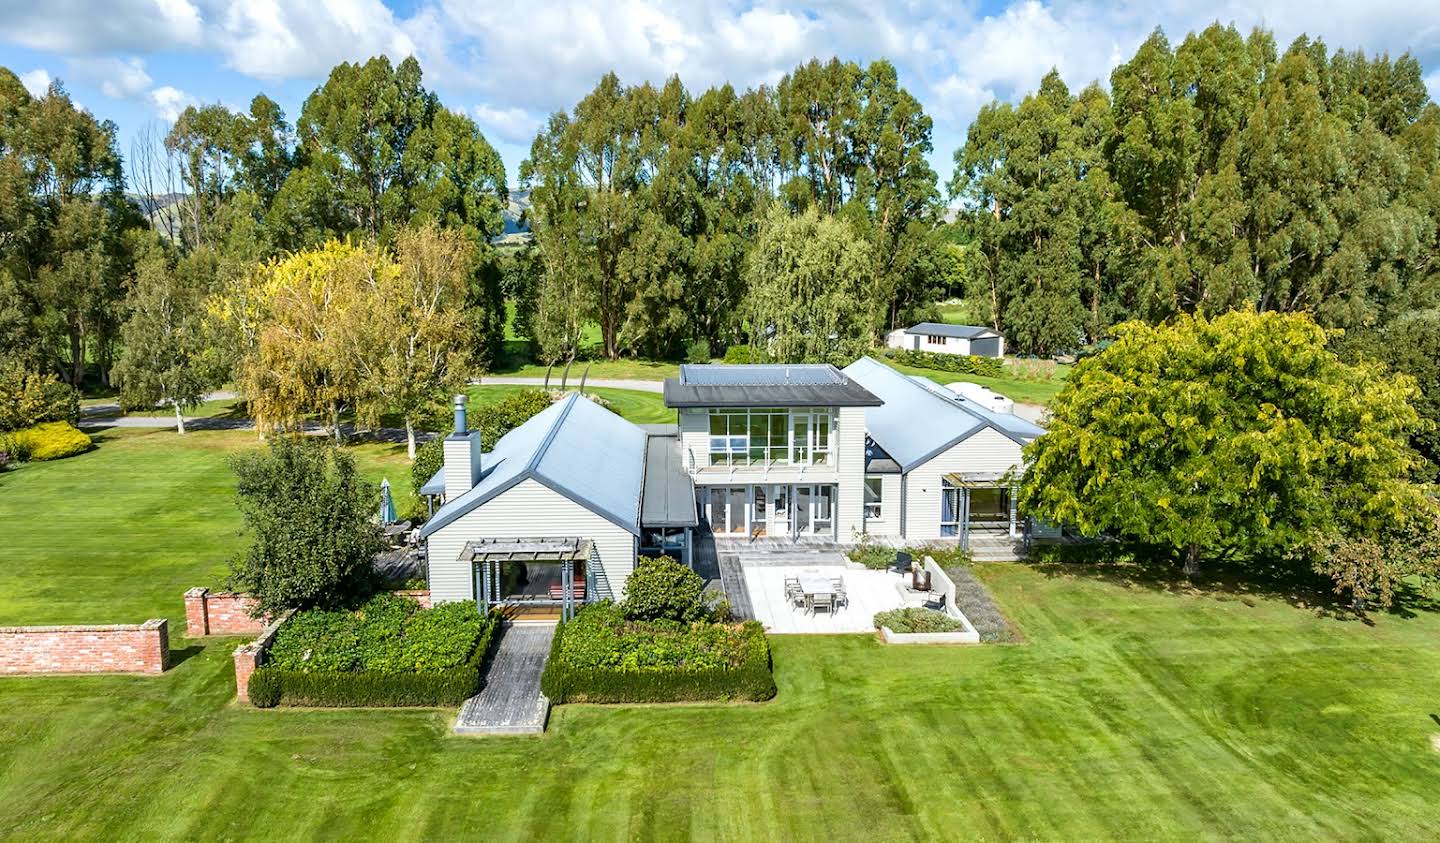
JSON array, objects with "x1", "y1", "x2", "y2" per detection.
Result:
[
  {"x1": 249, "y1": 602, "x2": 499, "y2": 708},
  {"x1": 885, "y1": 348, "x2": 1004, "y2": 378},
  {"x1": 540, "y1": 603, "x2": 776, "y2": 704}
]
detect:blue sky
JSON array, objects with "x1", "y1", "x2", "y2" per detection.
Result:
[{"x1": 3, "y1": 0, "x2": 1439, "y2": 192}]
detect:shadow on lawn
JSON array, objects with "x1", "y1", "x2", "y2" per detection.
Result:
[
  {"x1": 167, "y1": 644, "x2": 206, "y2": 670},
  {"x1": 1025, "y1": 543, "x2": 1440, "y2": 624}
]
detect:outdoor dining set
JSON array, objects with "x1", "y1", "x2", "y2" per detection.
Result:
[{"x1": 785, "y1": 572, "x2": 848, "y2": 614}]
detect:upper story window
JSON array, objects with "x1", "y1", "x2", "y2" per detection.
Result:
[{"x1": 708, "y1": 408, "x2": 833, "y2": 466}]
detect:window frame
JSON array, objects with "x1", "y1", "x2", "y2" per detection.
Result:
[{"x1": 863, "y1": 475, "x2": 884, "y2": 520}]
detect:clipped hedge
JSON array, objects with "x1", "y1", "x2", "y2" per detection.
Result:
[
  {"x1": 874, "y1": 607, "x2": 965, "y2": 634},
  {"x1": 541, "y1": 605, "x2": 776, "y2": 704},
  {"x1": 250, "y1": 605, "x2": 499, "y2": 708},
  {"x1": 886, "y1": 348, "x2": 1004, "y2": 378},
  {"x1": 3, "y1": 421, "x2": 92, "y2": 462}
]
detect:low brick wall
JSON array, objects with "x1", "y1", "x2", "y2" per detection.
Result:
[
  {"x1": 233, "y1": 611, "x2": 292, "y2": 704},
  {"x1": 0, "y1": 620, "x2": 170, "y2": 675},
  {"x1": 184, "y1": 588, "x2": 269, "y2": 637}
]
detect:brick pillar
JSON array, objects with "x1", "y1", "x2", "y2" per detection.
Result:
[
  {"x1": 233, "y1": 642, "x2": 261, "y2": 704},
  {"x1": 184, "y1": 587, "x2": 210, "y2": 637},
  {"x1": 142, "y1": 619, "x2": 171, "y2": 674}
]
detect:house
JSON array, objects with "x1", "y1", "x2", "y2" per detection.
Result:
[
  {"x1": 842, "y1": 357, "x2": 1044, "y2": 543},
  {"x1": 419, "y1": 392, "x2": 697, "y2": 618},
  {"x1": 418, "y1": 358, "x2": 1043, "y2": 615},
  {"x1": 885, "y1": 322, "x2": 1005, "y2": 358}
]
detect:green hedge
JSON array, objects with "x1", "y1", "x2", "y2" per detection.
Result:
[
  {"x1": 249, "y1": 608, "x2": 499, "y2": 708},
  {"x1": 886, "y1": 348, "x2": 1004, "y2": 377},
  {"x1": 540, "y1": 609, "x2": 776, "y2": 704},
  {"x1": 873, "y1": 607, "x2": 965, "y2": 633}
]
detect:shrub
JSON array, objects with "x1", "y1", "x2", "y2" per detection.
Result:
[
  {"x1": 888, "y1": 348, "x2": 1004, "y2": 378},
  {"x1": 685, "y1": 338, "x2": 711, "y2": 364},
  {"x1": 266, "y1": 594, "x2": 484, "y2": 673},
  {"x1": 943, "y1": 565, "x2": 1018, "y2": 643},
  {"x1": 479, "y1": 389, "x2": 556, "y2": 449},
  {"x1": 4, "y1": 421, "x2": 92, "y2": 461},
  {"x1": 227, "y1": 436, "x2": 381, "y2": 616},
  {"x1": 0, "y1": 361, "x2": 79, "y2": 431},
  {"x1": 410, "y1": 436, "x2": 445, "y2": 501},
  {"x1": 622, "y1": 556, "x2": 707, "y2": 622},
  {"x1": 847, "y1": 535, "x2": 896, "y2": 570},
  {"x1": 722, "y1": 344, "x2": 752, "y2": 364},
  {"x1": 914, "y1": 543, "x2": 974, "y2": 569},
  {"x1": 540, "y1": 603, "x2": 775, "y2": 703},
  {"x1": 251, "y1": 601, "x2": 499, "y2": 708},
  {"x1": 874, "y1": 607, "x2": 965, "y2": 633}
]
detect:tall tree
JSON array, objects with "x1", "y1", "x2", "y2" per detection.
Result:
[
  {"x1": 112, "y1": 235, "x2": 222, "y2": 433},
  {"x1": 743, "y1": 207, "x2": 876, "y2": 365}
]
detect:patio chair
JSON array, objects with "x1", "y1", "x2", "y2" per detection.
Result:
[
  {"x1": 830, "y1": 578, "x2": 848, "y2": 609},
  {"x1": 810, "y1": 592, "x2": 834, "y2": 615}
]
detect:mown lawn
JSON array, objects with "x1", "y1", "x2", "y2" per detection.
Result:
[
  {"x1": 466, "y1": 383, "x2": 675, "y2": 425},
  {"x1": 2, "y1": 431, "x2": 1439, "y2": 840},
  {"x1": 882, "y1": 358, "x2": 1070, "y2": 406}
]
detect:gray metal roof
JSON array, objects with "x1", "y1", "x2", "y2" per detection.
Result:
[
  {"x1": 905, "y1": 322, "x2": 1000, "y2": 340},
  {"x1": 419, "y1": 467, "x2": 446, "y2": 496},
  {"x1": 640, "y1": 434, "x2": 698, "y2": 528},
  {"x1": 420, "y1": 393, "x2": 647, "y2": 538},
  {"x1": 842, "y1": 357, "x2": 1044, "y2": 473},
  {"x1": 664, "y1": 363, "x2": 882, "y2": 408}
]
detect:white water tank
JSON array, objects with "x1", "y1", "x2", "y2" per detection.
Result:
[{"x1": 945, "y1": 381, "x2": 1014, "y2": 414}]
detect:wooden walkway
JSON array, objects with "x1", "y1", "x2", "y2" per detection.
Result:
[{"x1": 453, "y1": 623, "x2": 555, "y2": 736}]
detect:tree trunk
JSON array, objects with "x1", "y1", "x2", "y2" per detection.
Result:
[
  {"x1": 69, "y1": 329, "x2": 84, "y2": 386},
  {"x1": 174, "y1": 402, "x2": 186, "y2": 435},
  {"x1": 406, "y1": 418, "x2": 416, "y2": 460},
  {"x1": 1183, "y1": 543, "x2": 1201, "y2": 578}
]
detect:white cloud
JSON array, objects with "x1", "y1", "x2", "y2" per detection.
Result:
[
  {"x1": 0, "y1": 0, "x2": 204, "y2": 53},
  {"x1": 211, "y1": 0, "x2": 419, "y2": 79},
  {"x1": 68, "y1": 56, "x2": 154, "y2": 100},
  {"x1": 149, "y1": 85, "x2": 193, "y2": 122},
  {"x1": 472, "y1": 104, "x2": 539, "y2": 145},
  {"x1": 18, "y1": 68, "x2": 52, "y2": 97}
]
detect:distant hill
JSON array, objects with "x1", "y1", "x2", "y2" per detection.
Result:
[{"x1": 503, "y1": 189, "x2": 531, "y2": 235}]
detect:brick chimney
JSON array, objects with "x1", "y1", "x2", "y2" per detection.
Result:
[{"x1": 443, "y1": 394, "x2": 482, "y2": 500}]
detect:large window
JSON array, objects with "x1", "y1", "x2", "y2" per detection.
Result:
[
  {"x1": 708, "y1": 409, "x2": 833, "y2": 466},
  {"x1": 864, "y1": 476, "x2": 884, "y2": 520},
  {"x1": 941, "y1": 481, "x2": 962, "y2": 537}
]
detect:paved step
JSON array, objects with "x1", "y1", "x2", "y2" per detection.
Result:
[{"x1": 453, "y1": 623, "x2": 555, "y2": 736}]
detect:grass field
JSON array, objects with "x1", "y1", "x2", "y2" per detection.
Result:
[
  {"x1": 466, "y1": 384, "x2": 675, "y2": 425},
  {"x1": 882, "y1": 358, "x2": 1070, "y2": 406},
  {"x1": 2, "y1": 430, "x2": 1439, "y2": 839}
]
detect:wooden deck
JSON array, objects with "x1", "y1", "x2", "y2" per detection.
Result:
[{"x1": 453, "y1": 623, "x2": 555, "y2": 736}]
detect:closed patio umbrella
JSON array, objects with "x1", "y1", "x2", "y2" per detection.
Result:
[{"x1": 379, "y1": 477, "x2": 397, "y2": 525}]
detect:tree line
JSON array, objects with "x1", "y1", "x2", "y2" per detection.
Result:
[{"x1": 952, "y1": 24, "x2": 1440, "y2": 356}]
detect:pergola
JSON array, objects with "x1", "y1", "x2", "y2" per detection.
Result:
[
  {"x1": 459, "y1": 537, "x2": 594, "y2": 620},
  {"x1": 942, "y1": 471, "x2": 1020, "y2": 547}
]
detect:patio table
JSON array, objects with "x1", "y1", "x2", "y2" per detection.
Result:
[{"x1": 797, "y1": 573, "x2": 834, "y2": 598}]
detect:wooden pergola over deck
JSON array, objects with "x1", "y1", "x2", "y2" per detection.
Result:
[{"x1": 460, "y1": 537, "x2": 594, "y2": 620}]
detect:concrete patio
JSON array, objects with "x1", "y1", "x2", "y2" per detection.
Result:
[{"x1": 741, "y1": 563, "x2": 907, "y2": 634}]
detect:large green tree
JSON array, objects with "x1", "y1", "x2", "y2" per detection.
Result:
[
  {"x1": 1021, "y1": 310, "x2": 1433, "y2": 594},
  {"x1": 0, "y1": 68, "x2": 142, "y2": 385},
  {"x1": 743, "y1": 207, "x2": 877, "y2": 364}
]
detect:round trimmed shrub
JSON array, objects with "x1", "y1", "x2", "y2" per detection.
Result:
[{"x1": 622, "y1": 556, "x2": 706, "y2": 622}]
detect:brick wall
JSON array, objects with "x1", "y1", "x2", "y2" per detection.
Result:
[
  {"x1": 0, "y1": 620, "x2": 169, "y2": 675},
  {"x1": 233, "y1": 611, "x2": 292, "y2": 704},
  {"x1": 184, "y1": 588, "x2": 269, "y2": 637}
]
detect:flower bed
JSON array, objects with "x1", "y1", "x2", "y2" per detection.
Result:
[
  {"x1": 247, "y1": 594, "x2": 498, "y2": 708},
  {"x1": 540, "y1": 602, "x2": 776, "y2": 703},
  {"x1": 874, "y1": 607, "x2": 966, "y2": 634}
]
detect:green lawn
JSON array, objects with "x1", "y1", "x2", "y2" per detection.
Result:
[
  {"x1": 3, "y1": 432, "x2": 1439, "y2": 839},
  {"x1": 882, "y1": 358, "x2": 1070, "y2": 406},
  {"x1": 466, "y1": 384, "x2": 675, "y2": 425}
]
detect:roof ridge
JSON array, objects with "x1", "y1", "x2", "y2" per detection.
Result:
[{"x1": 527, "y1": 391, "x2": 580, "y2": 474}]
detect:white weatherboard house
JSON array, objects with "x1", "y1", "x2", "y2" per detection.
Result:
[
  {"x1": 885, "y1": 322, "x2": 1005, "y2": 358},
  {"x1": 419, "y1": 359, "x2": 1043, "y2": 616}
]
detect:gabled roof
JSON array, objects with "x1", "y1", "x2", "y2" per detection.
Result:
[
  {"x1": 420, "y1": 393, "x2": 646, "y2": 538},
  {"x1": 842, "y1": 357, "x2": 1044, "y2": 472},
  {"x1": 905, "y1": 322, "x2": 1000, "y2": 340},
  {"x1": 664, "y1": 363, "x2": 882, "y2": 408}
]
